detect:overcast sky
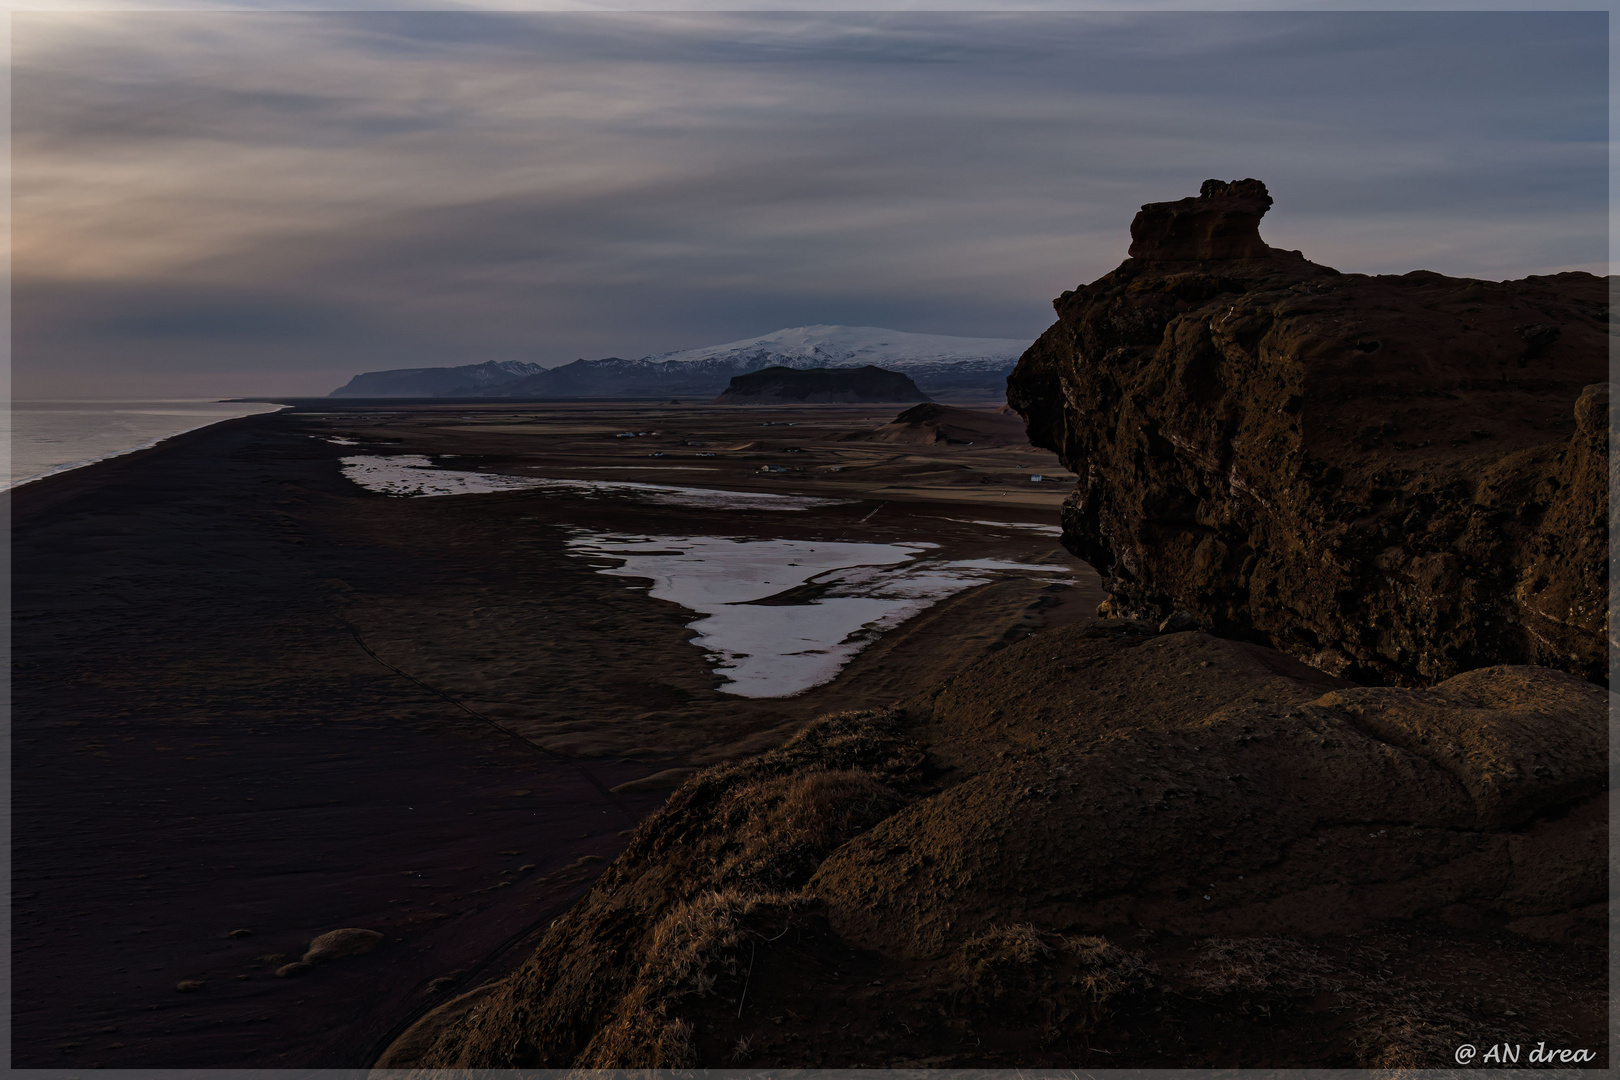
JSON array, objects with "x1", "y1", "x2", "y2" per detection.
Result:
[{"x1": 13, "y1": 10, "x2": 1608, "y2": 398}]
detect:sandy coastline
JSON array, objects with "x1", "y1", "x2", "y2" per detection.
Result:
[
  {"x1": 7, "y1": 400, "x2": 289, "y2": 492},
  {"x1": 11, "y1": 401, "x2": 1098, "y2": 1068}
]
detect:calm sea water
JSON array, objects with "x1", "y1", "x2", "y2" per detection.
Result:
[{"x1": 7, "y1": 400, "x2": 287, "y2": 490}]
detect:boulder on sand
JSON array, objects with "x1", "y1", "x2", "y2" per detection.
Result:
[
  {"x1": 277, "y1": 927, "x2": 385, "y2": 976},
  {"x1": 303, "y1": 927, "x2": 385, "y2": 962}
]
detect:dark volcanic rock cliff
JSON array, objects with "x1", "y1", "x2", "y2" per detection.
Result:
[{"x1": 1007, "y1": 179, "x2": 1612, "y2": 686}]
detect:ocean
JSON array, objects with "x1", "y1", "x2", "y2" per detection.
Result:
[{"x1": 7, "y1": 399, "x2": 287, "y2": 490}]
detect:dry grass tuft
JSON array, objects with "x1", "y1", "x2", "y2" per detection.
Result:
[
  {"x1": 1058, "y1": 934, "x2": 1156, "y2": 1009},
  {"x1": 610, "y1": 708, "x2": 915, "y2": 890},
  {"x1": 1187, "y1": 936, "x2": 1343, "y2": 998},
  {"x1": 772, "y1": 708, "x2": 916, "y2": 775},
  {"x1": 641, "y1": 889, "x2": 768, "y2": 999},
  {"x1": 649, "y1": 1018, "x2": 695, "y2": 1068},
  {"x1": 573, "y1": 889, "x2": 800, "y2": 1068},
  {"x1": 960, "y1": 922, "x2": 1053, "y2": 969},
  {"x1": 951, "y1": 924, "x2": 1154, "y2": 1018},
  {"x1": 714, "y1": 769, "x2": 901, "y2": 888}
]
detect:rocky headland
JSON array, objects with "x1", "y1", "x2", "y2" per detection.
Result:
[
  {"x1": 1009, "y1": 178, "x2": 1611, "y2": 686},
  {"x1": 373, "y1": 183, "x2": 1611, "y2": 1071}
]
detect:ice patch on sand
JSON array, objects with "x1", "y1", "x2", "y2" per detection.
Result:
[
  {"x1": 340, "y1": 455, "x2": 553, "y2": 497},
  {"x1": 339, "y1": 454, "x2": 845, "y2": 510},
  {"x1": 569, "y1": 533, "x2": 1069, "y2": 698}
]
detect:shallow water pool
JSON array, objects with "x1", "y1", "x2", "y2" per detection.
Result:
[{"x1": 568, "y1": 532, "x2": 1069, "y2": 698}]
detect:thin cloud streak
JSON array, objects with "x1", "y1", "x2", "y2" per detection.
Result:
[{"x1": 13, "y1": 11, "x2": 1607, "y2": 397}]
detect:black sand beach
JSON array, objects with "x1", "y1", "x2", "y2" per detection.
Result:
[{"x1": 12, "y1": 402, "x2": 1096, "y2": 1067}]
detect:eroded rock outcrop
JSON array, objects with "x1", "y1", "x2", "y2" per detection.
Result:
[
  {"x1": 373, "y1": 624, "x2": 1608, "y2": 1072},
  {"x1": 1127, "y1": 177, "x2": 1277, "y2": 261},
  {"x1": 1007, "y1": 180, "x2": 1612, "y2": 685}
]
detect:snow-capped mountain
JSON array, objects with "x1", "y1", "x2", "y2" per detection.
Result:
[
  {"x1": 487, "y1": 326, "x2": 1029, "y2": 400},
  {"x1": 326, "y1": 327, "x2": 1031, "y2": 400},
  {"x1": 646, "y1": 325, "x2": 1029, "y2": 370}
]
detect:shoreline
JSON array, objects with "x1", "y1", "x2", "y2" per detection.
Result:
[
  {"x1": 7, "y1": 404, "x2": 288, "y2": 498},
  {"x1": 11, "y1": 411, "x2": 671, "y2": 1067},
  {"x1": 9, "y1": 412, "x2": 279, "y2": 521},
  {"x1": 12, "y1": 402, "x2": 1099, "y2": 1068}
]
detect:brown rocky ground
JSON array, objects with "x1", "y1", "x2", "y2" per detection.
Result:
[
  {"x1": 375, "y1": 622, "x2": 1609, "y2": 1071},
  {"x1": 1008, "y1": 178, "x2": 1612, "y2": 686}
]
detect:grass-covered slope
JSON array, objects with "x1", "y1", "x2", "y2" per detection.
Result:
[{"x1": 376, "y1": 622, "x2": 1607, "y2": 1071}]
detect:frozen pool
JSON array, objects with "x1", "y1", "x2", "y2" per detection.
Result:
[
  {"x1": 339, "y1": 454, "x2": 845, "y2": 511},
  {"x1": 568, "y1": 533, "x2": 1069, "y2": 698}
]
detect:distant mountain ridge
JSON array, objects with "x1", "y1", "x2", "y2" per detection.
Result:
[
  {"x1": 325, "y1": 326, "x2": 1028, "y2": 400},
  {"x1": 328, "y1": 360, "x2": 542, "y2": 398}
]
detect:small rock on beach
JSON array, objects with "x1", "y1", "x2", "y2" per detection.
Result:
[{"x1": 302, "y1": 927, "x2": 385, "y2": 963}]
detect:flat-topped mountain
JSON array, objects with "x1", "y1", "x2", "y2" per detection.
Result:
[{"x1": 713, "y1": 365, "x2": 927, "y2": 404}]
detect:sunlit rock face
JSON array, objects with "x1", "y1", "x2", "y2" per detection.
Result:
[{"x1": 1008, "y1": 179, "x2": 1611, "y2": 686}]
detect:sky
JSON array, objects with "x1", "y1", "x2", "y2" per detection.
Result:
[{"x1": 12, "y1": 9, "x2": 1609, "y2": 398}]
